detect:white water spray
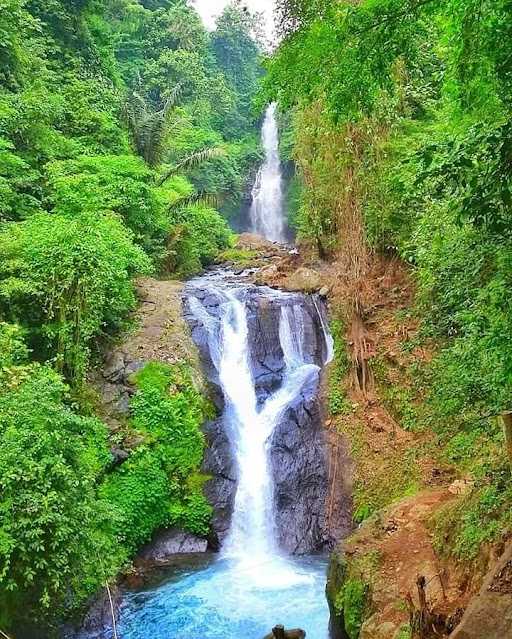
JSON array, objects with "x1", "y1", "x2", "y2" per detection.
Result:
[{"x1": 250, "y1": 103, "x2": 287, "y2": 243}]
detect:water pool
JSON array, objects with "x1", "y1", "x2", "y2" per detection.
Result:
[{"x1": 118, "y1": 555, "x2": 331, "y2": 639}]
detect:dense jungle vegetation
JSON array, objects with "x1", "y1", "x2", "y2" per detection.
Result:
[
  {"x1": 0, "y1": 0, "x2": 262, "y2": 633},
  {"x1": 2, "y1": 0, "x2": 512, "y2": 636},
  {"x1": 267, "y1": 0, "x2": 512, "y2": 575}
]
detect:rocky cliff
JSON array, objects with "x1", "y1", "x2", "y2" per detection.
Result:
[{"x1": 184, "y1": 278, "x2": 351, "y2": 554}]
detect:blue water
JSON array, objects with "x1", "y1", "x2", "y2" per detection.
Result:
[{"x1": 118, "y1": 556, "x2": 330, "y2": 639}]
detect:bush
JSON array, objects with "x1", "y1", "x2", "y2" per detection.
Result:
[
  {"x1": 335, "y1": 578, "x2": 369, "y2": 639},
  {"x1": 0, "y1": 364, "x2": 116, "y2": 631},
  {"x1": 47, "y1": 155, "x2": 166, "y2": 253},
  {"x1": 100, "y1": 362, "x2": 212, "y2": 552},
  {"x1": 0, "y1": 211, "x2": 151, "y2": 381},
  {"x1": 166, "y1": 204, "x2": 233, "y2": 277}
]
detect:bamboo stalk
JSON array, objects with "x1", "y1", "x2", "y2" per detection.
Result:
[{"x1": 105, "y1": 582, "x2": 119, "y2": 639}]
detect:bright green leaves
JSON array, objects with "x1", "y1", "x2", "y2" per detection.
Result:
[
  {"x1": 166, "y1": 204, "x2": 233, "y2": 277},
  {"x1": 0, "y1": 211, "x2": 151, "y2": 381},
  {"x1": 266, "y1": 0, "x2": 443, "y2": 122},
  {"x1": 0, "y1": 364, "x2": 113, "y2": 628},
  {"x1": 101, "y1": 362, "x2": 212, "y2": 551}
]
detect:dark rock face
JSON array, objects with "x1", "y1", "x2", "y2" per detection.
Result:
[
  {"x1": 201, "y1": 418, "x2": 238, "y2": 548},
  {"x1": 138, "y1": 528, "x2": 208, "y2": 563},
  {"x1": 62, "y1": 587, "x2": 121, "y2": 639},
  {"x1": 270, "y1": 372, "x2": 331, "y2": 554},
  {"x1": 184, "y1": 278, "x2": 348, "y2": 555}
]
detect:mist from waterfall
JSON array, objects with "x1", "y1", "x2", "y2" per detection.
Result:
[{"x1": 250, "y1": 103, "x2": 287, "y2": 243}]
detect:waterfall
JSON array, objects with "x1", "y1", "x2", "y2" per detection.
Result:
[
  {"x1": 187, "y1": 284, "x2": 330, "y2": 584},
  {"x1": 250, "y1": 103, "x2": 287, "y2": 243},
  {"x1": 115, "y1": 285, "x2": 338, "y2": 639}
]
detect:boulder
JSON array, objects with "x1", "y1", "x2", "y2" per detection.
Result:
[
  {"x1": 283, "y1": 267, "x2": 323, "y2": 293},
  {"x1": 103, "y1": 351, "x2": 126, "y2": 382},
  {"x1": 138, "y1": 528, "x2": 208, "y2": 563},
  {"x1": 451, "y1": 542, "x2": 512, "y2": 639},
  {"x1": 263, "y1": 625, "x2": 306, "y2": 639},
  {"x1": 270, "y1": 371, "x2": 334, "y2": 554}
]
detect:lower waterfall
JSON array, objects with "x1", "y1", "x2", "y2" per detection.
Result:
[{"x1": 114, "y1": 271, "x2": 343, "y2": 639}]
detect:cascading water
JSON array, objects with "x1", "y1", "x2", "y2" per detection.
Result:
[
  {"x1": 114, "y1": 278, "x2": 337, "y2": 639},
  {"x1": 102, "y1": 102, "x2": 343, "y2": 639},
  {"x1": 250, "y1": 103, "x2": 287, "y2": 243}
]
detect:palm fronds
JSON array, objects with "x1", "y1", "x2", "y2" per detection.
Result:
[
  {"x1": 174, "y1": 191, "x2": 222, "y2": 210},
  {"x1": 124, "y1": 82, "x2": 182, "y2": 167},
  {"x1": 157, "y1": 147, "x2": 226, "y2": 186}
]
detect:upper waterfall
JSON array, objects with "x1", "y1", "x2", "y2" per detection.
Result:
[{"x1": 250, "y1": 103, "x2": 287, "y2": 243}]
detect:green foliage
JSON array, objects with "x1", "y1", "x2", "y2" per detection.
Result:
[
  {"x1": 329, "y1": 388, "x2": 353, "y2": 417},
  {"x1": 0, "y1": 363, "x2": 116, "y2": 630},
  {"x1": 0, "y1": 350, "x2": 213, "y2": 633},
  {"x1": 396, "y1": 625, "x2": 412, "y2": 639},
  {"x1": 100, "y1": 362, "x2": 212, "y2": 552},
  {"x1": 217, "y1": 246, "x2": 259, "y2": 268},
  {"x1": 211, "y1": 2, "x2": 263, "y2": 133},
  {"x1": 0, "y1": 321, "x2": 29, "y2": 367},
  {"x1": 328, "y1": 318, "x2": 353, "y2": 415},
  {"x1": 46, "y1": 154, "x2": 172, "y2": 255},
  {"x1": 166, "y1": 204, "x2": 234, "y2": 277},
  {"x1": 0, "y1": 0, "x2": 263, "y2": 382},
  {"x1": 0, "y1": 211, "x2": 151, "y2": 381},
  {"x1": 433, "y1": 477, "x2": 512, "y2": 562},
  {"x1": 335, "y1": 578, "x2": 369, "y2": 639},
  {"x1": 331, "y1": 319, "x2": 350, "y2": 382}
]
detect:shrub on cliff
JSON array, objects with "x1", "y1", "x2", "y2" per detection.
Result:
[
  {"x1": 100, "y1": 362, "x2": 212, "y2": 552},
  {"x1": 0, "y1": 211, "x2": 151, "y2": 382},
  {"x1": 0, "y1": 355, "x2": 118, "y2": 632}
]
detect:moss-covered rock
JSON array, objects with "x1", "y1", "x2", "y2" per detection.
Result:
[{"x1": 326, "y1": 549, "x2": 373, "y2": 639}]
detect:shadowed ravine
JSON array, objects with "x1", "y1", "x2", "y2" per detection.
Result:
[{"x1": 110, "y1": 106, "x2": 349, "y2": 639}]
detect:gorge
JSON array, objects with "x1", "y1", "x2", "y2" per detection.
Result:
[
  {"x1": 103, "y1": 104, "x2": 349, "y2": 639},
  {"x1": 4, "y1": 2, "x2": 512, "y2": 638}
]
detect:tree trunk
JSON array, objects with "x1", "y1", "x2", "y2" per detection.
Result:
[{"x1": 272, "y1": 626, "x2": 286, "y2": 639}]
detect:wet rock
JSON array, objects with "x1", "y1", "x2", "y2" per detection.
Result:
[
  {"x1": 114, "y1": 391, "x2": 130, "y2": 414},
  {"x1": 110, "y1": 447, "x2": 129, "y2": 466},
  {"x1": 138, "y1": 528, "x2": 208, "y2": 563},
  {"x1": 103, "y1": 351, "x2": 126, "y2": 382},
  {"x1": 63, "y1": 586, "x2": 120, "y2": 639},
  {"x1": 184, "y1": 280, "x2": 346, "y2": 555},
  {"x1": 201, "y1": 418, "x2": 238, "y2": 548},
  {"x1": 270, "y1": 372, "x2": 336, "y2": 554},
  {"x1": 124, "y1": 359, "x2": 145, "y2": 379}
]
